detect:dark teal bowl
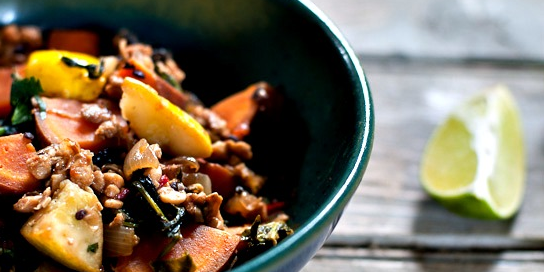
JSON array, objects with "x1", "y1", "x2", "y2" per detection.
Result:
[{"x1": 3, "y1": 0, "x2": 374, "y2": 271}]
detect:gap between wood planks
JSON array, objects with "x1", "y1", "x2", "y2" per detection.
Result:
[
  {"x1": 324, "y1": 234, "x2": 544, "y2": 252},
  {"x1": 356, "y1": 54, "x2": 544, "y2": 70},
  {"x1": 313, "y1": 247, "x2": 544, "y2": 262}
]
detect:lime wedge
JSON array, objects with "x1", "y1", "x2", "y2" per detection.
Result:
[{"x1": 420, "y1": 85, "x2": 525, "y2": 220}]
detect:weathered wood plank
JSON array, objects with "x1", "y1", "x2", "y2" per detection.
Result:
[
  {"x1": 324, "y1": 58, "x2": 544, "y2": 246},
  {"x1": 303, "y1": 1, "x2": 544, "y2": 270},
  {"x1": 303, "y1": 248, "x2": 544, "y2": 272},
  {"x1": 311, "y1": 0, "x2": 544, "y2": 61}
]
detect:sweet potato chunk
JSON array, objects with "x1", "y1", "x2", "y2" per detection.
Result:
[
  {"x1": 47, "y1": 30, "x2": 100, "y2": 56},
  {"x1": 34, "y1": 97, "x2": 125, "y2": 152},
  {"x1": 199, "y1": 161, "x2": 236, "y2": 199},
  {"x1": 0, "y1": 133, "x2": 39, "y2": 194},
  {"x1": 211, "y1": 82, "x2": 279, "y2": 140},
  {"x1": 0, "y1": 65, "x2": 26, "y2": 118},
  {"x1": 162, "y1": 224, "x2": 241, "y2": 272},
  {"x1": 211, "y1": 83, "x2": 262, "y2": 139},
  {"x1": 115, "y1": 235, "x2": 170, "y2": 272},
  {"x1": 115, "y1": 58, "x2": 189, "y2": 109}
]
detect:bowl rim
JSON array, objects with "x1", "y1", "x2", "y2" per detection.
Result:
[
  {"x1": 3, "y1": 0, "x2": 374, "y2": 270},
  {"x1": 230, "y1": 0, "x2": 374, "y2": 271}
]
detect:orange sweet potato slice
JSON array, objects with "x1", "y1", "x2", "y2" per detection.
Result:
[
  {"x1": 162, "y1": 224, "x2": 241, "y2": 272},
  {"x1": 211, "y1": 82, "x2": 276, "y2": 139},
  {"x1": 116, "y1": 58, "x2": 189, "y2": 109},
  {"x1": 34, "y1": 97, "x2": 125, "y2": 151},
  {"x1": 115, "y1": 235, "x2": 170, "y2": 272},
  {"x1": 0, "y1": 65, "x2": 26, "y2": 118},
  {"x1": 47, "y1": 29, "x2": 100, "y2": 56},
  {"x1": 198, "y1": 160, "x2": 237, "y2": 199},
  {"x1": 0, "y1": 133, "x2": 39, "y2": 194}
]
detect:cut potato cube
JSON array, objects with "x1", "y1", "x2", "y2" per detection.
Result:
[
  {"x1": 21, "y1": 180, "x2": 103, "y2": 272},
  {"x1": 120, "y1": 77, "x2": 212, "y2": 158}
]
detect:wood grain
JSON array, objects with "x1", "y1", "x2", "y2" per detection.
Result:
[
  {"x1": 303, "y1": 0, "x2": 544, "y2": 270},
  {"x1": 311, "y1": 0, "x2": 544, "y2": 61}
]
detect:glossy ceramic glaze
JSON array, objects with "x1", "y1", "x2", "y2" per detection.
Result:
[{"x1": 1, "y1": 0, "x2": 374, "y2": 271}]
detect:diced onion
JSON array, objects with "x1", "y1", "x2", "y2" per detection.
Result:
[
  {"x1": 224, "y1": 190, "x2": 267, "y2": 221},
  {"x1": 167, "y1": 156, "x2": 200, "y2": 173},
  {"x1": 123, "y1": 138, "x2": 160, "y2": 179},
  {"x1": 182, "y1": 173, "x2": 212, "y2": 195},
  {"x1": 103, "y1": 225, "x2": 139, "y2": 257}
]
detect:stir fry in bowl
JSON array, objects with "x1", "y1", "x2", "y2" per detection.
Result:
[{"x1": 0, "y1": 25, "x2": 293, "y2": 272}]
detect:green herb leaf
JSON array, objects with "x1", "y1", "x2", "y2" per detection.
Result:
[
  {"x1": 157, "y1": 70, "x2": 182, "y2": 91},
  {"x1": 241, "y1": 217, "x2": 294, "y2": 247},
  {"x1": 0, "y1": 126, "x2": 16, "y2": 136},
  {"x1": 10, "y1": 76, "x2": 44, "y2": 125},
  {"x1": 61, "y1": 56, "x2": 104, "y2": 79},
  {"x1": 132, "y1": 175, "x2": 186, "y2": 238},
  {"x1": 87, "y1": 243, "x2": 99, "y2": 253}
]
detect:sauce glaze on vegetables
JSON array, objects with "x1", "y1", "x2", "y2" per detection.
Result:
[{"x1": 0, "y1": 25, "x2": 293, "y2": 272}]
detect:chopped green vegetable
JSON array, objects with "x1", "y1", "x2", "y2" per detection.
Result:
[
  {"x1": 87, "y1": 243, "x2": 99, "y2": 253},
  {"x1": 241, "y1": 216, "x2": 294, "y2": 247},
  {"x1": 131, "y1": 175, "x2": 185, "y2": 238},
  {"x1": 0, "y1": 125, "x2": 16, "y2": 136},
  {"x1": 233, "y1": 216, "x2": 294, "y2": 267},
  {"x1": 10, "y1": 76, "x2": 42, "y2": 124},
  {"x1": 121, "y1": 171, "x2": 186, "y2": 251},
  {"x1": 157, "y1": 69, "x2": 182, "y2": 91},
  {"x1": 10, "y1": 75, "x2": 44, "y2": 125},
  {"x1": 61, "y1": 56, "x2": 104, "y2": 79},
  {"x1": 1, "y1": 74, "x2": 45, "y2": 136},
  {"x1": 151, "y1": 49, "x2": 183, "y2": 91},
  {"x1": 154, "y1": 252, "x2": 196, "y2": 272}
]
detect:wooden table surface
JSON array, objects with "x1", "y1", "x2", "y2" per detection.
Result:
[{"x1": 302, "y1": 0, "x2": 544, "y2": 271}]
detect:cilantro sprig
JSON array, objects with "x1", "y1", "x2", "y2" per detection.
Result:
[
  {"x1": 10, "y1": 75, "x2": 44, "y2": 125},
  {"x1": 0, "y1": 73, "x2": 45, "y2": 136}
]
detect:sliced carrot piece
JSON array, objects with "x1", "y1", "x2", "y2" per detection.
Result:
[
  {"x1": 0, "y1": 133, "x2": 39, "y2": 194},
  {"x1": 211, "y1": 82, "x2": 275, "y2": 139},
  {"x1": 116, "y1": 58, "x2": 189, "y2": 109},
  {"x1": 34, "y1": 97, "x2": 126, "y2": 151},
  {"x1": 162, "y1": 224, "x2": 241, "y2": 272},
  {"x1": 116, "y1": 58, "x2": 157, "y2": 88},
  {"x1": 115, "y1": 235, "x2": 170, "y2": 272},
  {"x1": 199, "y1": 160, "x2": 237, "y2": 199},
  {"x1": 0, "y1": 65, "x2": 25, "y2": 118},
  {"x1": 47, "y1": 29, "x2": 100, "y2": 56}
]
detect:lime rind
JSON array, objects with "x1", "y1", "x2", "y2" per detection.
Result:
[
  {"x1": 420, "y1": 85, "x2": 525, "y2": 220},
  {"x1": 428, "y1": 191, "x2": 504, "y2": 220},
  {"x1": 486, "y1": 86, "x2": 525, "y2": 218}
]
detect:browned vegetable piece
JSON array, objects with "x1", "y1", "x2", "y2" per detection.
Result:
[
  {"x1": 47, "y1": 30, "x2": 100, "y2": 56},
  {"x1": 0, "y1": 67, "x2": 13, "y2": 118},
  {"x1": 198, "y1": 160, "x2": 237, "y2": 199},
  {"x1": 0, "y1": 65, "x2": 25, "y2": 118},
  {"x1": 116, "y1": 58, "x2": 157, "y2": 88},
  {"x1": 161, "y1": 224, "x2": 241, "y2": 272},
  {"x1": 211, "y1": 82, "x2": 275, "y2": 139},
  {"x1": 34, "y1": 97, "x2": 126, "y2": 152},
  {"x1": 20, "y1": 180, "x2": 103, "y2": 272},
  {"x1": 0, "y1": 133, "x2": 39, "y2": 194},
  {"x1": 155, "y1": 76, "x2": 190, "y2": 109},
  {"x1": 115, "y1": 235, "x2": 170, "y2": 272},
  {"x1": 34, "y1": 260, "x2": 74, "y2": 272},
  {"x1": 116, "y1": 58, "x2": 190, "y2": 109}
]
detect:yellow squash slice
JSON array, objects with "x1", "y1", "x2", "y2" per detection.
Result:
[
  {"x1": 21, "y1": 181, "x2": 103, "y2": 272},
  {"x1": 25, "y1": 50, "x2": 106, "y2": 101},
  {"x1": 120, "y1": 77, "x2": 212, "y2": 158}
]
